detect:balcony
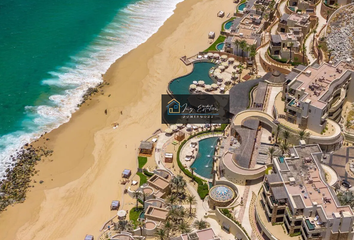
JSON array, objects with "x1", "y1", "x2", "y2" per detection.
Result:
[{"x1": 305, "y1": 219, "x2": 315, "y2": 231}]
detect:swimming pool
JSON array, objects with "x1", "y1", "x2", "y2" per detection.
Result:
[
  {"x1": 224, "y1": 21, "x2": 233, "y2": 30},
  {"x1": 216, "y1": 42, "x2": 224, "y2": 51},
  {"x1": 191, "y1": 137, "x2": 219, "y2": 179},
  {"x1": 289, "y1": 6, "x2": 295, "y2": 12},
  {"x1": 168, "y1": 62, "x2": 216, "y2": 95},
  {"x1": 139, "y1": 211, "x2": 145, "y2": 219},
  {"x1": 289, "y1": 99, "x2": 295, "y2": 106},
  {"x1": 279, "y1": 156, "x2": 285, "y2": 163},
  {"x1": 238, "y1": 3, "x2": 247, "y2": 11}
]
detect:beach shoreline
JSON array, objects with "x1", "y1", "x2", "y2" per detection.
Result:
[{"x1": 0, "y1": 0, "x2": 236, "y2": 239}]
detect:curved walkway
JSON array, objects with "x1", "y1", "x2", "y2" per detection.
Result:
[
  {"x1": 305, "y1": 0, "x2": 327, "y2": 63},
  {"x1": 233, "y1": 110, "x2": 277, "y2": 130},
  {"x1": 223, "y1": 152, "x2": 266, "y2": 177}
]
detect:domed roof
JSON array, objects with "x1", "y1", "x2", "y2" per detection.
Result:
[
  {"x1": 272, "y1": 70, "x2": 281, "y2": 77},
  {"x1": 263, "y1": 70, "x2": 286, "y2": 84},
  {"x1": 209, "y1": 185, "x2": 235, "y2": 202}
]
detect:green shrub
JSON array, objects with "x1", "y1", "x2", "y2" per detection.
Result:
[
  {"x1": 197, "y1": 183, "x2": 209, "y2": 200},
  {"x1": 265, "y1": 166, "x2": 273, "y2": 175},
  {"x1": 129, "y1": 207, "x2": 144, "y2": 227},
  {"x1": 138, "y1": 156, "x2": 148, "y2": 169},
  {"x1": 137, "y1": 172, "x2": 147, "y2": 186},
  {"x1": 143, "y1": 169, "x2": 154, "y2": 177}
]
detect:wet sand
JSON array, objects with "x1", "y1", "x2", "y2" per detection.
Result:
[{"x1": 0, "y1": 0, "x2": 235, "y2": 239}]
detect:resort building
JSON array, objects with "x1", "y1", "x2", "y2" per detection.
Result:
[
  {"x1": 138, "y1": 141, "x2": 154, "y2": 156},
  {"x1": 258, "y1": 144, "x2": 354, "y2": 240},
  {"x1": 283, "y1": 61, "x2": 354, "y2": 133},
  {"x1": 147, "y1": 174, "x2": 170, "y2": 198},
  {"x1": 288, "y1": 0, "x2": 316, "y2": 13},
  {"x1": 278, "y1": 13, "x2": 312, "y2": 36},
  {"x1": 224, "y1": 34, "x2": 259, "y2": 58},
  {"x1": 269, "y1": 32, "x2": 301, "y2": 61}
]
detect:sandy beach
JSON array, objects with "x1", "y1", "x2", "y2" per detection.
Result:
[{"x1": 0, "y1": 0, "x2": 235, "y2": 239}]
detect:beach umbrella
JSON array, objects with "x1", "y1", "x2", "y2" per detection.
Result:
[
  {"x1": 222, "y1": 62, "x2": 229, "y2": 67},
  {"x1": 165, "y1": 128, "x2": 173, "y2": 134},
  {"x1": 170, "y1": 125, "x2": 178, "y2": 131},
  {"x1": 213, "y1": 53, "x2": 219, "y2": 58},
  {"x1": 186, "y1": 124, "x2": 192, "y2": 130},
  {"x1": 214, "y1": 69, "x2": 221, "y2": 74},
  {"x1": 234, "y1": 62, "x2": 240, "y2": 67},
  {"x1": 205, "y1": 84, "x2": 211, "y2": 91},
  {"x1": 220, "y1": 87, "x2": 225, "y2": 91},
  {"x1": 221, "y1": 55, "x2": 228, "y2": 61},
  {"x1": 198, "y1": 80, "x2": 205, "y2": 86},
  {"x1": 207, "y1": 53, "x2": 213, "y2": 58},
  {"x1": 117, "y1": 210, "x2": 127, "y2": 218},
  {"x1": 228, "y1": 57, "x2": 235, "y2": 62},
  {"x1": 190, "y1": 84, "x2": 197, "y2": 90},
  {"x1": 196, "y1": 86, "x2": 203, "y2": 92},
  {"x1": 211, "y1": 83, "x2": 218, "y2": 89},
  {"x1": 218, "y1": 65, "x2": 225, "y2": 70},
  {"x1": 193, "y1": 80, "x2": 198, "y2": 84},
  {"x1": 176, "y1": 123, "x2": 184, "y2": 128}
]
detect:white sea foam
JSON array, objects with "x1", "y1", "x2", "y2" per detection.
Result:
[{"x1": 0, "y1": 0, "x2": 183, "y2": 180}]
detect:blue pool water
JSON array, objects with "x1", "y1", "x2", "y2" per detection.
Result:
[
  {"x1": 289, "y1": 6, "x2": 295, "y2": 11},
  {"x1": 0, "y1": 0, "x2": 184, "y2": 179},
  {"x1": 139, "y1": 211, "x2": 145, "y2": 219},
  {"x1": 225, "y1": 21, "x2": 233, "y2": 30},
  {"x1": 289, "y1": 99, "x2": 295, "y2": 106},
  {"x1": 191, "y1": 137, "x2": 219, "y2": 179},
  {"x1": 169, "y1": 62, "x2": 216, "y2": 95},
  {"x1": 216, "y1": 43, "x2": 225, "y2": 51},
  {"x1": 279, "y1": 156, "x2": 285, "y2": 163},
  {"x1": 238, "y1": 3, "x2": 247, "y2": 11}
]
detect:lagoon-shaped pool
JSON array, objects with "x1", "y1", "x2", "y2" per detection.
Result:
[
  {"x1": 238, "y1": 3, "x2": 246, "y2": 11},
  {"x1": 168, "y1": 62, "x2": 216, "y2": 95},
  {"x1": 225, "y1": 21, "x2": 233, "y2": 30},
  {"x1": 216, "y1": 42, "x2": 224, "y2": 51},
  {"x1": 191, "y1": 137, "x2": 219, "y2": 179}
]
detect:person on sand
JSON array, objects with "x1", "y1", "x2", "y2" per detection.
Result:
[
  {"x1": 120, "y1": 111, "x2": 123, "y2": 115},
  {"x1": 105, "y1": 109, "x2": 107, "y2": 115}
]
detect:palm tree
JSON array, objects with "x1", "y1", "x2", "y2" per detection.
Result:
[
  {"x1": 317, "y1": 44, "x2": 322, "y2": 64},
  {"x1": 132, "y1": 190, "x2": 141, "y2": 210},
  {"x1": 155, "y1": 228, "x2": 166, "y2": 240},
  {"x1": 239, "y1": 40, "x2": 248, "y2": 62},
  {"x1": 234, "y1": 39, "x2": 241, "y2": 56},
  {"x1": 166, "y1": 194, "x2": 177, "y2": 206},
  {"x1": 168, "y1": 208, "x2": 179, "y2": 222},
  {"x1": 193, "y1": 219, "x2": 210, "y2": 230},
  {"x1": 289, "y1": 42, "x2": 294, "y2": 62},
  {"x1": 115, "y1": 220, "x2": 134, "y2": 232},
  {"x1": 249, "y1": 44, "x2": 257, "y2": 69},
  {"x1": 275, "y1": 124, "x2": 281, "y2": 143},
  {"x1": 326, "y1": 10, "x2": 330, "y2": 22},
  {"x1": 282, "y1": 130, "x2": 290, "y2": 144},
  {"x1": 328, "y1": 49, "x2": 333, "y2": 62},
  {"x1": 186, "y1": 194, "x2": 197, "y2": 215},
  {"x1": 280, "y1": 141, "x2": 289, "y2": 155},
  {"x1": 171, "y1": 175, "x2": 184, "y2": 195},
  {"x1": 268, "y1": 147, "x2": 276, "y2": 163},
  {"x1": 302, "y1": 44, "x2": 307, "y2": 64},
  {"x1": 164, "y1": 220, "x2": 173, "y2": 238},
  {"x1": 337, "y1": 191, "x2": 354, "y2": 208},
  {"x1": 312, "y1": 29, "x2": 317, "y2": 47},
  {"x1": 137, "y1": 221, "x2": 145, "y2": 236},
  {"x1": 179, "y1": 222, "x2": 192, "y2": 233},
  {"x1": 298, "y1": 129, "x2": 309, "y2": 140}
]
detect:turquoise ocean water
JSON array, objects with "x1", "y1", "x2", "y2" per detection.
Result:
[{"x1": 0, "y1": 0, "x2": 183, "y2": 179}]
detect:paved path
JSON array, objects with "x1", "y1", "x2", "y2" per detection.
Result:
[{"x1": 305, "y1": 1, "x2": 327, "y2": 63}]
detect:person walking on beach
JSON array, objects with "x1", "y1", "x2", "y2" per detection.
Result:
[{"x1": 105, "y1": 109, "x2": 107, "y2": 115}]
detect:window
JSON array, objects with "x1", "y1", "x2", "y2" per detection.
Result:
[
  {"x1": 277, "y1": 209, "x2": 285, "y2": 215},
  {"x1": 276, "y1": 217, "x2": 284, "y2": 223}
]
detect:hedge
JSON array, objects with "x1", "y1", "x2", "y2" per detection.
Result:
[
  {"x1": 143, "y1": 169, "x2": 154, "y2": 177},
  {"x1": 198, "y1": 183, "x2": 209, "y2": 199}
]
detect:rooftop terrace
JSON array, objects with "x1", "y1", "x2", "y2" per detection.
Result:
[
  {"x1": 274, "y1": 145, "x2": 353, "y2": 218},
  {"x1": 288, "y1": 61, "x2": 353, "y2": 109}
]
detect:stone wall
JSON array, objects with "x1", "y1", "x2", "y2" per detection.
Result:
[{"x1": 320, "y1": 1, "x2": 336, "y2": 20}]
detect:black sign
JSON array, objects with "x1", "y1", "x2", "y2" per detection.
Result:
[{"x1": 162, "y1": 94, "x2": 230, "y2": 124}]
